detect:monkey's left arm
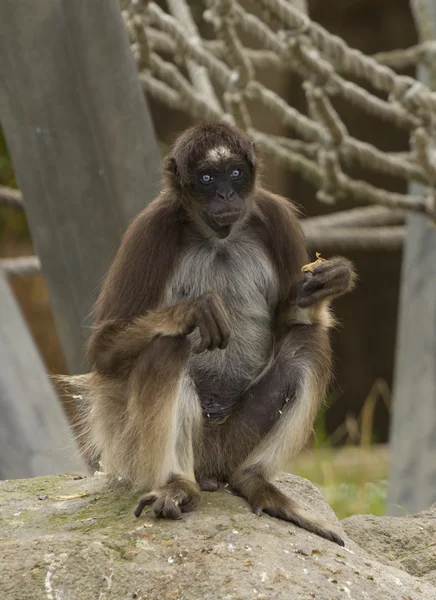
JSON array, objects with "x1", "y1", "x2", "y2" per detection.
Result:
[
  {"x1": 295, "y1": 257, "x2": 357, "y2": 310},
  {"x1": 253, "y1": 191, "x2": 356, "y2": 325}
]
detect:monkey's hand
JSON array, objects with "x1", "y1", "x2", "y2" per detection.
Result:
[
  {"x1": 295, "y1": 257, "x2": 356, "y2": 309},
  {"x1": 184, "y1": 293, "x2": 231, "y2": 353},
  {"x1": 87, "y1": 293, "x2": 230, "y2": 375}
]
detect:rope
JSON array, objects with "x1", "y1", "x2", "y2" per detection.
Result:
[
  {"x1": 303, "y1": 206, "x2": 405, "y2": 229},
  {"x1": 122, "y1": 1, "x2": 436, "y2": 220},
  {"x1": 0, "y1": 225, "x2": 403, "y2": 282},
  {"x1": 0, "y1": 186, "x2": 24, "y2": 209},
  {"x1": 411, "y1": 0, "x2": 436, "y2": 90},
  {"x1": 0, "y1": 256, "x2": 41, "y2": 277},
  {"x1": 372, "y1": 42, "x2": 436, "y2": 71},
  {"x1": 4, "y1": 1, "x2": 434, "y2": 280},
  {"x1": 303, "y1": 226, "x2": 405, "y2": 251},
  {"x1": 166, "y1": 0, "x2": 223, "y2": 114}
]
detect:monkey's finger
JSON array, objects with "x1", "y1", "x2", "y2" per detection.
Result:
[
  {"x1": 204, "y1": 294, "x2": 231, "y2": 349},
  {"x1": 212, "y1": 305, "x2": 231, "y2": 349},
  {"x1": 310, "y1": 257, "x2": 342, "y2": 273},
  {"x1": 299, "y1": 275, "x2": 326, "y2": 294},
  {"x1": 311, "y1": 261, "x2": 349, "y2": 283},
  {"x1": 252, "y1": 506, "x2": 263, "y2": 517},
  {"x1": 134, "y1": 493, "x2": 157, "y2": 517},
  {"x1": 296, "y1": 291, "x2": 324, "y2": 308},
  {"x1": 203, "y1": 306, "x2": 222, "y2": 351},
  {"x1": 193, "y1": 315, "x2": 212, "y2": 353},
  {"x1": 217, "y1": 317, "x2": 231, "y2": 349},
  {"x1": 298, "y1": 279, "x2": 350, "y2": 307}
]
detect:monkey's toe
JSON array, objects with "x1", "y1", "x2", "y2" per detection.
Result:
[
  {"x1": 326, "y1": 530, "x2": 345, "y2": 547},
  {"x1": 198, "y1": 477, "x2": 219, "y2": 492},
  {"x1": 154, "y1": 495, "x2": 183, "y2": 520},
  {"x1": 304, "y1": 523, "x2": 345, "y2": 547},
  {"x1": 134, "y1": 492, "x2": 157, "y2": 518}
]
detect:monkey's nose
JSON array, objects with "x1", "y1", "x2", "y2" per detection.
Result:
[{"x1": 217, "y1": 190, "x2": 235, "y2": 202}]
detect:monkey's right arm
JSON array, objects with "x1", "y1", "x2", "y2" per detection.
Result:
[
  {"x1": 85, "y1": 197, "x2": 231, "y2": 377},
  {"x1": 88, "y1": 293, "x2": 230, "y2": 376}
]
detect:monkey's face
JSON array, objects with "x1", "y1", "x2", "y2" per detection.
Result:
[
  {"x1": 165, "y1": 121, "x2": 258, "y2": 234},
  {"x1": 192, "y1": 155, "x2": 253, "y2": 231}
]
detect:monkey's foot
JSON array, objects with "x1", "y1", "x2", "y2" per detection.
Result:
[
  {"x1": 134, "y1": 477, "x2": 200, "y2": 520},
  {"x1": 233, "y1": 476, "x2": 344, "y2": 546},
  {"x1": 197, "y1": 476, "x2": 219, "y2": 492}
]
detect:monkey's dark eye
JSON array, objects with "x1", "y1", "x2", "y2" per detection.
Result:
[
  {"x1": 200, "y1": 174, "x2": 213, "y2": 184},
  {"x1": 231, "y1": 169, "x2": 242, "y2": 179}
]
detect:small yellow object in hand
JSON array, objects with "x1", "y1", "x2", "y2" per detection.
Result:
[{"x1": 301, "y1": 252, "x2": 326, "y2": 273}]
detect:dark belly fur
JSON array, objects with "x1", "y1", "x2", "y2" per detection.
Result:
[{"x1": 192, "y1": 371, "x2": 244, "y2": 421}]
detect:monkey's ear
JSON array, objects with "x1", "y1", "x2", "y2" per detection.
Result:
[
  {"x1": 248, "y1": 140, "x2": 257, "y2": 170},
  {"x1": 169, "y1": 157, "x2": 178, "y2": 175},
  {"x1": 164, "y1": 155, "x2": 178, "y2": 176}
]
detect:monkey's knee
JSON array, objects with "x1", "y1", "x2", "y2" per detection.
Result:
[
  {"x1": 149, "y1": 335, "x2": 191, "y2": 359},
  {"x1": 136, "y1": 335, "x2": 191, "y2": 381}
]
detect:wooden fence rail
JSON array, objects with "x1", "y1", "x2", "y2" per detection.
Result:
[{"x1": 0, "y1": 0, "x2": 161, "y2": 479}]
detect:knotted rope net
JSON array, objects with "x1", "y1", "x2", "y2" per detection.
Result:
[{"x1": 1, "y1": 0, "x2": 436, "y2": 276}]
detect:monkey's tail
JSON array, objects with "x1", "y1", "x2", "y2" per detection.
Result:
[
  {"x1": 51, "y1": 372, "x2": 94, "y2": 395},
  {"x1": 50, "y1": 372, "x2": 102, "y2": 471}
]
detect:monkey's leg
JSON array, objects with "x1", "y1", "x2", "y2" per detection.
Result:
[
  {"x1": 228, "y1": 328, "x2": 345, "y2": 546},
  {"x1": 127, "y1": 336, "x2": 203, "y2": 520}
]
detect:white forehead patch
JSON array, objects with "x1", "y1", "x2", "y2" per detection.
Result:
[{"x1": 206, "y1": 145, "x2": 234, "y2": 163}]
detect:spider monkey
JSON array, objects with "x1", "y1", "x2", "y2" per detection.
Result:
[{"x1": 62, "y1": 121, "x2": 356, "y2": 546}]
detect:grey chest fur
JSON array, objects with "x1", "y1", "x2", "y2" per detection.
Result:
[{"x1": 166, "y1": 234, "x2": 279, "y2": 415}]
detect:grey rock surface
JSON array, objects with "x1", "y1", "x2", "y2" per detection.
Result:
[
  {"x1": 0, "y1": 473, "x2": 435, "y2": 599},
  {"x1": 343, "y1": 505, "x2": 436, "y2": 586}
]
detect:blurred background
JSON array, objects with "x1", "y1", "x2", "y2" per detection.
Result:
[{"x1": 0, "y1": 0, "x2": 426, "y2": 518}]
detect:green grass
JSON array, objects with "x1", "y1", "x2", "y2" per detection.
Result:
[
  {"x1": 293, "y1": 445, "x2": 388, "y2": 519},
  {"x1": 291, "y1": 378, "x2": 391, "y2": 519}
]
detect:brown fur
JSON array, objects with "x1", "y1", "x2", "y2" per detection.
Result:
[{"x1": 58, "y1": 122, "x2": 356, "y2": 546}]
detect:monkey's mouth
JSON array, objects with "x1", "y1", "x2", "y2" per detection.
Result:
[{"x1": 211, "y1": 210, "x2": 243, "y2": 226}]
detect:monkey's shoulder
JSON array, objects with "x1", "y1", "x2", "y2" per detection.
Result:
[
  {"x1": 251, "y1": 189, "x2": 302, "y2": 232},
  {"x1": 129, "y1": 193, "x2": 186, "y2": 238},
  {"x1": 249, "y1": 189, "x2": 308, "y2": 284},
  {"x1": 95, "y1": 193, "x2": 187, "y2": 320},
  {"x1": 121, "y1": 193, "x2": 190, "y2": 262}
]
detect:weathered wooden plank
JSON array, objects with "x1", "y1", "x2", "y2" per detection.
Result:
[
  {"x1": 0, "y1": 0, "x2": 161, "y2": 374},
  {"x1": 0, "y1": 271, "x2": 88, "y2": 479},
  {"x1": 387, "y1": 213, "x2": 436, "y2": 515},
  {"x1": 387, "y1": 0, "x2": 436, "y2": 515}
]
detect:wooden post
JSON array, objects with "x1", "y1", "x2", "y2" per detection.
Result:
[
  {"x1": 387, "y1": 0, "x2": 436, "y2": 515},
  {"x1": 0, "y1": 0, "x2": 161, "y2": 375},
  {"x1": 0, "y1": 271, "x2": 88, "y2": 479}
]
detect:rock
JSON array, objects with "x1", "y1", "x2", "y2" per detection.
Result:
[
  {"x1": 343, "y1": 506, "x2": 436, "y2": 586},
  {"x1": 0, "y1": 473, "x2": 435, "y2": 600}
]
